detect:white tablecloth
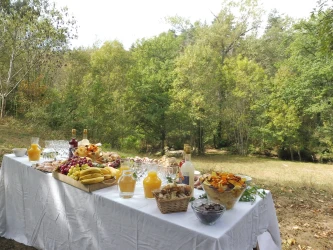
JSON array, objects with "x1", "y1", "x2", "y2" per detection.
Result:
[{"x1": 0, "y1": 154, "x2": 281, "y2": 250}]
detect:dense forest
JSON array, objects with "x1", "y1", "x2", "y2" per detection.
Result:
[{"x1": 1, "y1": 0, "x2": 332, "y2": 162}]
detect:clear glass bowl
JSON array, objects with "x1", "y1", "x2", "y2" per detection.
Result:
[
  {"x1": 202, "y1": 183, "x2": 247, "y2": 210},
  {"x1": 191, "y1": 199, "x2": 225, "y2": 225}
]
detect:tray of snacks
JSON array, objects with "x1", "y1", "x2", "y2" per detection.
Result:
[
  {"x1": 152, "y1": 183, "x2": 192, "y2": 214},
  {"x1": 32, "y1": 160, "x2": 63, "y2": 173},
  {"x1": 52, "y1": 156, "x2": 119, "y2": 192}
]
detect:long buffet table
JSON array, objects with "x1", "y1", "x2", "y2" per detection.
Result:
[{"x1": 0, "y1": 154, "x2": 281, "y2": 250}]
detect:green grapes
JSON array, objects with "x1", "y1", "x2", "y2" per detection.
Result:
[{"x1": 67, "y1": 163, "x2": 90, "y2": 181}]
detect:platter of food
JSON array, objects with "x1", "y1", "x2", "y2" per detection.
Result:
[
  {"x1": 32, "y1": 160, "x2": 63, "y2": 173},
  {"x1": 52, "y1": 156, "x2": 119, "y2": 192}
]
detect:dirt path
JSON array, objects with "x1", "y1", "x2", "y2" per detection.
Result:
[
  {"x1": 0, "y1": 237, "x2": 36, "y2": 250},
  {"x1": 266, "y1": 183, "x2": 333, "y2": 250}
]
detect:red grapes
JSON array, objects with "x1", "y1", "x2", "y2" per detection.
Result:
[{"x1": 59, "y1": 156, "x2": 93, "y2": 175}]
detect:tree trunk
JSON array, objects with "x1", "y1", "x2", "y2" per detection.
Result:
[
  {"x1": 216, "y1": 121, "x2": 223, "y2": 148},
  {"x1": 197, "y1": 120, "x2": 204, "y2": 155},
  {"x1": 290, "y1": 147, "x2": 294, "y2": 161},
  {"x1": 298, "y1": 150, "x2": 302, "y2": 161},
  {"x1": 160, "y1": 130, "x2": 166, "y2": 156},
  {"x1": 0, "y1": 95, "x2": 6, "y2": 118}
]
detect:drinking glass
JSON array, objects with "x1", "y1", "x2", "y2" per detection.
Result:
[
  {"x1": 166, "y1": 166, "x2": 178, "y2": 183},
  {"x1": 42, "y1": 140, "x2": 56, "y2": 161},
  {"x1": 59, "y1": 140, "x2": 69, "y2": 159},
  {"x1": 155, "y1": 164, "x2": 168, "y2": 185}
]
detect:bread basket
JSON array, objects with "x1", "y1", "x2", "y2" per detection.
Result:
[{"x1": 152, "y1": 184, "x2": 192, "y2": 214}]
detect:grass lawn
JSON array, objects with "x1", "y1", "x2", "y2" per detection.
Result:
[
  {"x1": 192, "y1": 153, "x2": 333, "y2": 250},
  {"x1": 1, "y1": 118, "x2": 332, "y2": 249}
]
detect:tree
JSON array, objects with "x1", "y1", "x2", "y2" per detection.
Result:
[
  {"x1": 262, "y1": 11, "x2": 333, "y2": 161},
  {"x1": 239, "y1": 10, "x2": 295, "y2": 77},
  {"x1": 0, "y1": 0, "x2": 76, "y2": 118},
  {"x1": 83, "y1": 40, "x2": 131, "y2": 146},
  {"x1": 172, "y1": 0, "x2": 263, "y2": 153},
  {"x1": 221, "y1": 56, "x2": 267, "y2": 155},
  {"x1": 312, "y1": 0, "x2": 333, "y2": 53},
  {"x1": 128, "y1": 32, "x2": 183, "y2": 152}
]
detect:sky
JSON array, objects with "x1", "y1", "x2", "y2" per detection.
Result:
[{"x1": 52, "y1": 0, "x2": 318, "y2": 50}]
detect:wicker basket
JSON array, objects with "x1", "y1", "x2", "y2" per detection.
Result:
[{"x1": 152, "y1": 188, "x2": 192, "y2": 214}]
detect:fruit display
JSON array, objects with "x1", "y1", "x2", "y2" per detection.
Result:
[
  {"x1": 74, "y1": 144, "x2": 101, "y2": 160},
  {"x1": 106, "y1": 158, "x2": 121, "y2": 168},
  {"x1": 79, "y1": 167, "x2": 104, "y2": 184},
  {"x1": 59, "y1": 156, "x2": 93, "y2": 175}
]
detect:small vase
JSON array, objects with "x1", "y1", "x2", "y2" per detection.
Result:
[
  {"x1": 143, "y1": 171, "x2": 162, "y2": 199},
  {"x1": 118, "y1": 169, "x2": 136, "y2": 199}
]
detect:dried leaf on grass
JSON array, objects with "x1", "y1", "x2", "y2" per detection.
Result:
[{"x1": 284, "y1": 238, "x2": 296, "y2": 245}]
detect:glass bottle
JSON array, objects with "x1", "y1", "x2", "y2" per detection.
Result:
[
  {"x1": 180, "y1": 145, "x2": 194, "y2": 196},
  {"x1": 78, "y1": 129, "x2": 90, "y2": 146},
  {"x1": 68, "y1": 129, "x2": 78, "y2": 158},
  {"x1": 143, "y1": 171, "x2": 161, "y2": 199},
  {"x1": 178, "y1": 144, "x2": 189, "y2": 182},
  {"x1": 28, "y1": 137, "x2": 41, "y2": 162},
  {"x1": 118, "y1": 169, "x2": 136, "y2": 198}
]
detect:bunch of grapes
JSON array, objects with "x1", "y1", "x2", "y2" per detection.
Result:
[
  {"x1": 68, "y1": 164, "x2": 89, "y2": 180},
  {"x1": 108, "y1": 159, "x2": 121, "y2": 169},
  {"x1": 59, "y1": 156, "x2": 93, "y2": 175}
]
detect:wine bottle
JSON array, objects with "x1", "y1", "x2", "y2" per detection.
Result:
[
  {"x1": 68, "y1": 129, "x2": 78, "y2": 158},
  {"x1": 78, "y1": 129, "x2": 90, "y2": 146},
  {"x1": 180, "y1": 145, "x2": 194, "y2": 196}
]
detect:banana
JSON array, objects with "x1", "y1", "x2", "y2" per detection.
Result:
[
  {"x1": 79, "y1": 173, "x2": 103, "y2": 180},
  {"x1": 103, "y1": 174, "x2": 112, "y2": 180},
  {"x1": 80, "y1": 167, "x2": 101, "y2": 176},
  {"x1": 80, "y1": 176, "x2": 104, "y2": 185},
  {"x1": 100, "y1": 167, "x2": 111, "y2": 175},
  {"x1": 106, "y1": 166, "x2": 120, "y2": 177}
]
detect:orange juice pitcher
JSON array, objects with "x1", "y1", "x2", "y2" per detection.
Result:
[
  {"x1": 143, "y1": 171, "x2": 161, "y2": 199},
  {"x1": 28, "y1": 137, "x2": 41, "y2": 162},
  {"x1": 118, "y1": 169, "x2": 136, "y2": 199}
]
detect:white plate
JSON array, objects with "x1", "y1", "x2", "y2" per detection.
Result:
[{"x1": 236, "y1": 174, "x2": 252, "y2": 185}]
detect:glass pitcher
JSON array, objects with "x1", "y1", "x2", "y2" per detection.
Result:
[
  {"x1": 28, "y1": 137, "x2": 41, "y2": 162},
  {"x1": 143, "y1": 170, "x2": 161, "y2": 199},
  {"x1": 118, "y1": 169, "x2": 136, "y2": 199}
]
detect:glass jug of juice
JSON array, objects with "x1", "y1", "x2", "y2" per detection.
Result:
[
  {"x1": 28, "y1": 137, "x2": 41, "y2": 162},
  {"x1": 118, "y1": 169, "x2": 136, "y2": 198},
  {"x1": 143, "y1": 171, "x2": 161, "y2": 199}
]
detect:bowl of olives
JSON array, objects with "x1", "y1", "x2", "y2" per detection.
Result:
[{"x1": 191, "y1": 199, "x2": 226, "y2": 225}]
